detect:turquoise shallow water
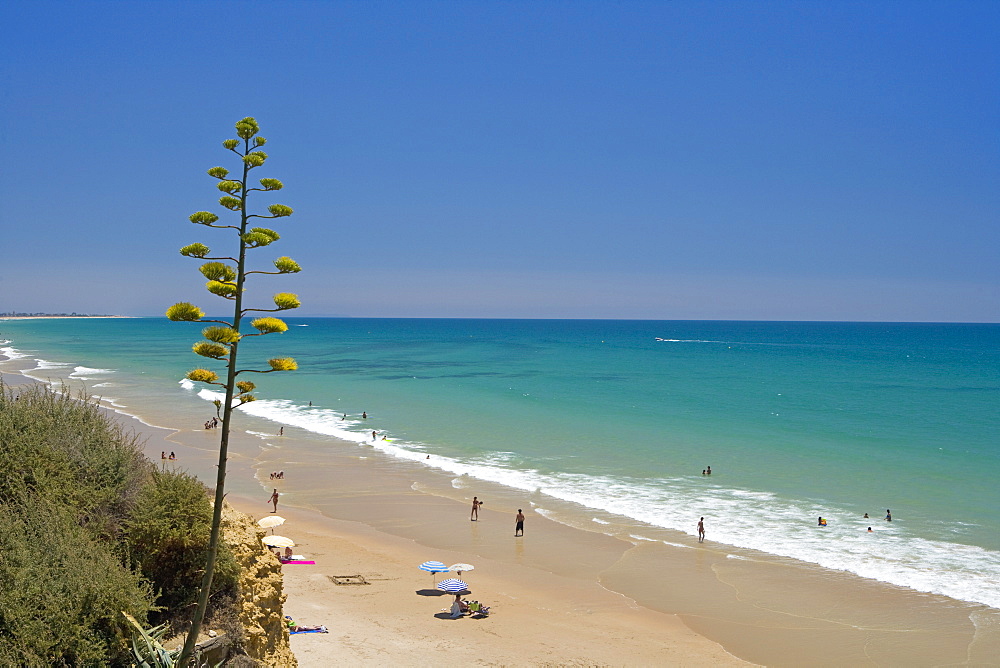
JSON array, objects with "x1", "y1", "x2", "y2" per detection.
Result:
[{"x1": 2, "y1": 317, "x2": 999, "y2": 607}]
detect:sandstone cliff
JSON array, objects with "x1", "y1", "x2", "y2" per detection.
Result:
[{"x1": 221, "y1": 503, "x2": 297, "y2": 667}]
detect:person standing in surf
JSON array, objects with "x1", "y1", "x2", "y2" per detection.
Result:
[{"x1": 697, "y1": 517, "x2": 705, "y2": 542}]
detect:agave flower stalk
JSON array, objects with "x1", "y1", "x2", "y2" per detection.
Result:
[{"x1": 166, "y1": 117, "x2": 302, "y2": 666}]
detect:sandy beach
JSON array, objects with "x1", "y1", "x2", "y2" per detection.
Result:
[{"x1": 4, "y1": 368, "x2": 999, "y2": 666}]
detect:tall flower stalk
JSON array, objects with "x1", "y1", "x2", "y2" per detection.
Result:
[{"x1": 166, "y1": 117, "x2": 301, "y2": 665}]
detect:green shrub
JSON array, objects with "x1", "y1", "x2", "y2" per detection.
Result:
[
  {"x1": 125, "y1": 469, "x2": 240, "y2": 627},
  {"x1": 0, "y1": 382, "x2": 150, "y2": 537},
  {"x1": 0, "y1": 381, "x2": 240, "y2": 662},
  {"x1": 0, "y1": 492, "x2": 153, "y2": 665}
]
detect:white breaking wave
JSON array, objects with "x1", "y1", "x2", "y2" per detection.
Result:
[
  {"x1": 34, "y1": 359, "x2": 74, "y2": 370},
  {"x1": 69, "y1": 366, "x2": 115, "y2": 380},
  {"x1": 0, "y1": 345, "x2": 31, "y2": 361}
]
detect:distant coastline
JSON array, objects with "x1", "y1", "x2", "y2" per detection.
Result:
[{"x1": 0, "y1": 314, "x2": 129, "y2": 321}]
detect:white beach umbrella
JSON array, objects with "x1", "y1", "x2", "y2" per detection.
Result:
[
  {"x1": 448, "y1": 563, "x2": 475, "y2": 575},
  {"x1": 257, "y1": 516, "x2": 286, "y2": 533},
  {"x1": 262, "y1": 535, "x2": 295, "y2": 548}
]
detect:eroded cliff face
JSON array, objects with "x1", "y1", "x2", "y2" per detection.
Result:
[{"x1": 222, "y1": 503, "x2": 297, "y2": 667}]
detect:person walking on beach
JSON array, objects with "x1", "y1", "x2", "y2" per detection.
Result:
[
  {"x1": 268, "y1": 489, "x2": 279, "y2": 513},
  {"x1": 515, "y1": 509, "x2": 525, "y2": 536},
  {"x1": 470, "y1": 497, "x2": 483, "y2": 521},
  {"x1": 697, "y1": 517, "x2": 705, "y2": 542}
]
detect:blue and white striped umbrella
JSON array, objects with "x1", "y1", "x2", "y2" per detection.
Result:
[
  {"x1": 419, "y1": 560, "x2": 448, "y2": 573},
  {"x1": 419, "y1": 560, "x2": 449, "y2": 584},
  {"x1": 436, "y1": 578, "x2": 470, "y2": 594}
]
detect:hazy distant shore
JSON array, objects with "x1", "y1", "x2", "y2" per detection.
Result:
[{"x1": 0, "y1": 315, "x2": 131, "y2": 321}]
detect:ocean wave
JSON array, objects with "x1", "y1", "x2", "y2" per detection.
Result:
[
  {"x1": 0, "y1": 345, "x2": 31, "y2": 361},
  {"x1": 34, "y1": 359, "x2": 73, "y2": 370},
  {"x1": 655, "y1": 338, "x2": 727, "y2": 343},
  {"x1": 69, "y1": 366, "x2": 115, "y2": 380},
  {"x1": 628, "y1": 534, "x2": 659, "y2": 543},
  {"x1": 660, "y1": 540, "x2": 694, "y2": 549}
]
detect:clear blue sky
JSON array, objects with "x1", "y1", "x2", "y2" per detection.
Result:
[{"x1": 2, "y1": 1, "x2": 997, "y2": 321}]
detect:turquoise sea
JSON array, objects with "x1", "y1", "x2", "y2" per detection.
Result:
[{"x1": 2, "y1": 318, "x2": 999, "y2": 608}]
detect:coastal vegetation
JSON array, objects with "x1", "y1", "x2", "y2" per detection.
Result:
[
  {"x1": 166, "y1": 116, "x2": 302, "y2": 663},
  {"x1": 0, "y1": 382, "x2": 237, "y2": 665}
]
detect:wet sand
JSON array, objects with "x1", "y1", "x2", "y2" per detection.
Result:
[{"x1": 4, "y1": 368, "x2": 999, "y2": 666}]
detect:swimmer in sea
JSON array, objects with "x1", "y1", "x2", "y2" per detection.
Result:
[{"x1": 885, "y1": 509, "x2": 892, "y2": 521}]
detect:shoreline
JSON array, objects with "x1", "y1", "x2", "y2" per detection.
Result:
[{"x1": 3, "y1": 365, "x2": 1000, "y2": 665}]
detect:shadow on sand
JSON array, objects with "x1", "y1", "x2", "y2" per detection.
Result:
[{"x1": 433, "y1": 612, "x2": 490, "y2": 620}]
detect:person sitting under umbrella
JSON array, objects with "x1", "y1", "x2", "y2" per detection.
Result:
[{"x1": 450, "y1": 593, "x2": 470, "y2": 618}]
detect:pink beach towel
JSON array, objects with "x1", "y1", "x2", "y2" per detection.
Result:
[{"x1": 281, "y1": 560, "x2": 316, "y2": 564}]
